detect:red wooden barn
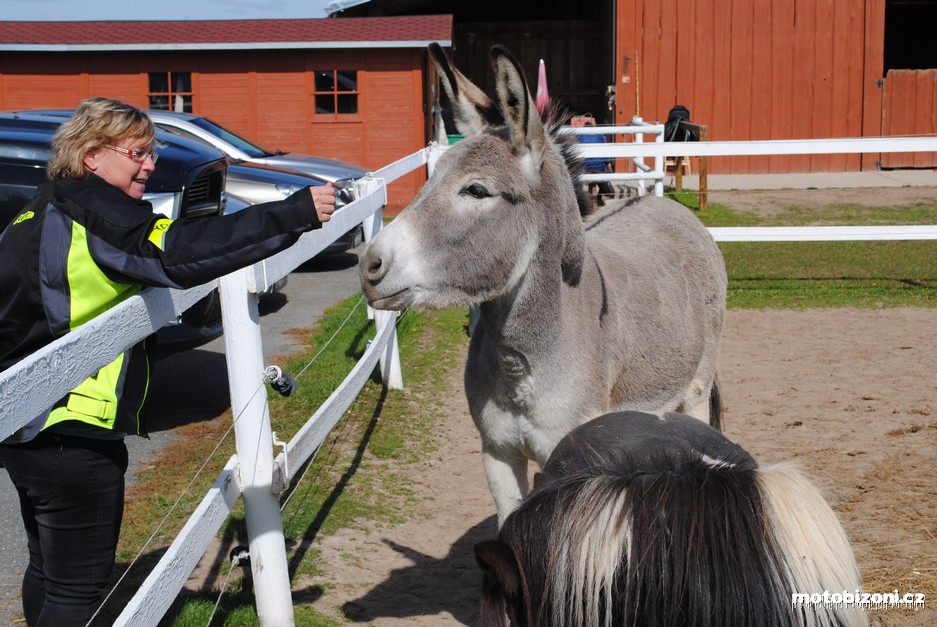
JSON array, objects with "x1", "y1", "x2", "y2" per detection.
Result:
[
  {"x1": 613, "y1": 0, "x2": 937, "y2": 172},
  {"x1": 336, "y1": 0, "x2": 937, "y2": 173},
  {"x1": 0, "y1": 16, "x2": 452, "y2": 212},
  {"x1": 0, "y1": 0, "x2": 935, "y2": 211}
]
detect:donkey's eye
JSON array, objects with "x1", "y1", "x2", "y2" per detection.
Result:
[{"x1": 461, "y1": 183, "x2": 491, "y2": 199}]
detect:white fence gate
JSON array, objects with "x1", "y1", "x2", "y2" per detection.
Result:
[{"x1": 0, "y1": 128, "x2": 935, "y2": 626}]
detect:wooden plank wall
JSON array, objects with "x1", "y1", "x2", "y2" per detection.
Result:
[
  {"x1": 881, "y1": 69, "x2": 937, "y2": 168},
  {"x1": 454, "y1": 20, "x2": 609, "y2": 123},
  {"x1": 616, "y1": 0, "x2": 881, "y2": 173}
]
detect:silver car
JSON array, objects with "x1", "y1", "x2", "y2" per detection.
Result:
[
  {"x1": 8, "y1": 109, "x2": 364, "y2": 257},
  {"x1": 224, "y1": 161, "x2": 362, "y2": 255},
  {"x1": 146, "y1": 110, "x2": 369, "y2": 184}
]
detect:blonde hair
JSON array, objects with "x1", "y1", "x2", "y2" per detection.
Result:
[{"x1": 48, "y1": 97, "x2": 156, "y2": 180}]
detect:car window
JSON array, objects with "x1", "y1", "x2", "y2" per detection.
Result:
[
  {"x1": 187, "y1": 118, "x2": 270, "y2": 159},
  {"x1": 154, "y1": 125, "x2": 205, "y2": 147}
]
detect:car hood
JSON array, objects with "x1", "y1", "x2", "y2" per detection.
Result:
[
  {"x1": 227, "y1": 161, "x2": 328, "y2": 187},
  {"x1": 258, "y1": 153, "x2": 368, "y2": 183},
  {"x1": 227, "y1": 161, "x2": 354, "y2": 205}
]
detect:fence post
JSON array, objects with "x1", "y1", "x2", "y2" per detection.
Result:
[
  {"x1": 219, "y1": 268, "x2": 294, "y2": 626},
  {"x1": 355, "y1": 177, "x2": 404, "y2": 390},
  {"x1": 698, "y1": 125, "x2": 709, "y2": 211},
  {"x1": 427, "y1": 141, "x2": 447, "y2": 178},
  {"x1": 631, "y1": 115, "x2": 647, "y2": 196}
]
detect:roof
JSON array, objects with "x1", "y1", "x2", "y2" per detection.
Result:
[{"x1": 0, "y1": 15, "x2": 452, "y2": 52}]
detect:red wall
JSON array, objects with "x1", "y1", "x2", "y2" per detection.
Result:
[
  {"x1": 0, "y1": 48, "x2": 427, "y2": 212},
  {"x1": 614, "y1": 0, "x2": 891, "y2": 173}
]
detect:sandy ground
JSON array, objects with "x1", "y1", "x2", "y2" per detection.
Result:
[
  {"x1": 301, "y1": 187, "x2": 937, "y2": 626},
  {"x1": 707, "y1": 186, "x2": 937, "y2": 218},
  {"x1": 303, "y1": 307, "x2": 936, "y2": 626}
]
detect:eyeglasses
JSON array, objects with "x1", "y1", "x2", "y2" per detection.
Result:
[{"x1": 105, "y1": 145, "x2": 159, "y2": 164}]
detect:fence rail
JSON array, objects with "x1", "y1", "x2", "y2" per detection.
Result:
[
  {"x1": 574, "y1": 134, "x2": 937, "y2": 160},
  {"x1": 1, "y1": 130, "x2": 935, "y2": 626}
]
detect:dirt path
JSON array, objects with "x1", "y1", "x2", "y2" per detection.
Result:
[
  {"x1": 305, "y1": 307, "x2": 936, "y2": 626},
  {"x1": 707, "y1": 185, "x2": 937, "y2": 218},
  {"x1": 302, "y1": 187, "x2": 936, "y2": 624},
  {"x1": 306, "y1": 348, "x2": 493, "y2": 625}
]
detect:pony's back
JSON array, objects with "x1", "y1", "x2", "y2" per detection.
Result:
[{"x1": 476, "y1": 412, "x2": 867, "y2": 627}]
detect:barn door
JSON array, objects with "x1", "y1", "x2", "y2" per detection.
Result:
[{"x1": 879, "y1": 70, "x2": 937, "y2": 168}]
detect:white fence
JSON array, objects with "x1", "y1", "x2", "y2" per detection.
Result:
[
  {"x1": 562, "y1": 116, "x2": 667, "y2": 197},
  {"x1": 571, "y1": 126, "x2": 937, "y2": 242},
  {"x1": 1, "y1": 129, "x2": 936, "y2": 626}
]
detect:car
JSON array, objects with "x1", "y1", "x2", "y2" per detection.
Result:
[
  {"x1": 223, "y1": 160, "x2": 363, "y2": 255},
  {"x1": 145, "y1": 111, "x2": 366, "y2": 255},
  {"x1": 144, "y1": 110, "x2": 369, "y2": 185},
  {"x1": 10, "y1": 109, "x2": 365, "y2": 256},
  {"x1": 16, "y1": 108, "x2": 369, "y2": 185},
  {"x1": 0, "y1": 112, "x2": 227, "y2": 227},
  {"x1": 0, "y1": 113, "x2": 230, "y2": 353}
]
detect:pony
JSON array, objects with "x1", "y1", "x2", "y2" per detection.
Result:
[
  {"x1": 474, "y1": 411, "x2": 868, "y2": 627},
  {"x1": 359, "y1": 43, "x2": 727, "y2": 525}
]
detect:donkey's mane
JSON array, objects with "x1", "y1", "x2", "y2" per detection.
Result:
[{"x1": 543, "y1": 104, "x2": 597, "y2": 218}]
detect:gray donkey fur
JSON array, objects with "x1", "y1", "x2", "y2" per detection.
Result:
[{"x1": 360, "y1": 44, "x2": 727, "y2": 525}]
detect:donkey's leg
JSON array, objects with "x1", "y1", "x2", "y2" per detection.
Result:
[
  {"x1": 678, "y1": 375, "x2": 713, "y2": 424},
  {"x1": 481, "y1": 445, "x2": 529, "y2": 527}
]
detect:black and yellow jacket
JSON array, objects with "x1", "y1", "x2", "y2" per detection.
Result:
[{"x1": 0, "y1": 173, "x2": 322, "y2": 443}]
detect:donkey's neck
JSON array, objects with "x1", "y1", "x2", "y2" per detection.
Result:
[{"x1": 479, "y1": 258, "x2": 567, "y2": 358}]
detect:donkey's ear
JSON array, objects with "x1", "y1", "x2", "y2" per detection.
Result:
[
  {"x1": 429, "y1": 42, "x2": 500, "y2": 137},
  {"x1": 490, "y1": 45, "x2": 546, "y2": 169}
]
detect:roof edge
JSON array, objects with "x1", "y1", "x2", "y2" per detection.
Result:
[{"x1": 0, "y1": 40, "x2": 453, "y2": 52}]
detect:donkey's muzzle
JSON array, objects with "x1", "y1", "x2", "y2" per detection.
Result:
[
  {"x1": 358, "y1": 244, "x2": 397, "y2": 307},
  {"x1": 360, "y1": 249, "x2": 388, "y2": 285}
]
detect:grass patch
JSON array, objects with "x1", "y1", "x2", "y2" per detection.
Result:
[
  {"x1": 721, "y1": 240, "x2": 936, "y2": 308},
  {"x1": 667, "y1": 191, "x2": 937, "y2": 308},
  {"x1": 111, "y1": 299, "x2": 471, "y2": 626}
]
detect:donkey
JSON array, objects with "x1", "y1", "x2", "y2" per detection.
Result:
[
  {"x1": 474, "y1": 411, "x2": 867, "y2": 627},
  {"x1": 359, "y1": 43, "x2": 727, "y2": 525}
]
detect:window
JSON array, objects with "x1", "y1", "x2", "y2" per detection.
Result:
[
  {"x1": 314, "y1": 70, "x2": 358, "y2": 115},
  {"x1": 148, "y1": 72, "x2": 193, "y2": 112}
]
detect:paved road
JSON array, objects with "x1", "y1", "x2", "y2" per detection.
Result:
[{"x1": 0, "y1": 246, "x2": 365, "y2": 624}]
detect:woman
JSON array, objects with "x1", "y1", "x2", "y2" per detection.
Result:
[{"x1": 0, "y1": 97, "x2": 336, "y2": 626}]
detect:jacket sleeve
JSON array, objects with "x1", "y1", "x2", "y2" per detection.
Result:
[
  {"x1": 155, "y1": 188, "x2": 323, "y2": 288},
  {"x1": 86, "y1": 187, "x2": 322, "y2": 290}
]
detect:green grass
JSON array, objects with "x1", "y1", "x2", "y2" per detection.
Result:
[
  {"x1": 102, "y1": 192, "x2": 936, "y2": 625},
  {"x1": 131, "y1": 300, "x2": 471, "y2": 626},
  {"x1": 668, "y1": 191, "x2": 937, "y2": 308},
  {"x1": 720, "y1": 240, "x2": 936, "y2": 308}
]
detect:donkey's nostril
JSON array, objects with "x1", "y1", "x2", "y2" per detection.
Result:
[{"x1": 364, "y1": 254, "x2": 387, "y2": 282}]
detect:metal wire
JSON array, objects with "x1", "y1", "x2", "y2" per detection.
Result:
[
  {"x1": 279, "y1": 304, "x2": 410, "y2": 516},
  {"x1": 84, "y1": 379, "x2": 267, "y2": 626},
  {"x1": 90, "y1": 292, "x2": 402, "y2": 624},
  {"x1": 206, "y1": 550, "x2": 246, "y2": 627},
  {"x1": 90, "y1": 294, "x2": 382, "y2": 624},
  {"x1": 293, "y1": 295, "x2": 366, "y2": 382}
]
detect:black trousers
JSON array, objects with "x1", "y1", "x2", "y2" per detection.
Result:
[{"x1": 0, "y1": 433, "x2": 128, "y2": 627}]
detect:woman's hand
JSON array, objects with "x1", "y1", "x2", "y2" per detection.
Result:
[{"x1": 311, "y1": 183, "x2": 337, "y2": 223}]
